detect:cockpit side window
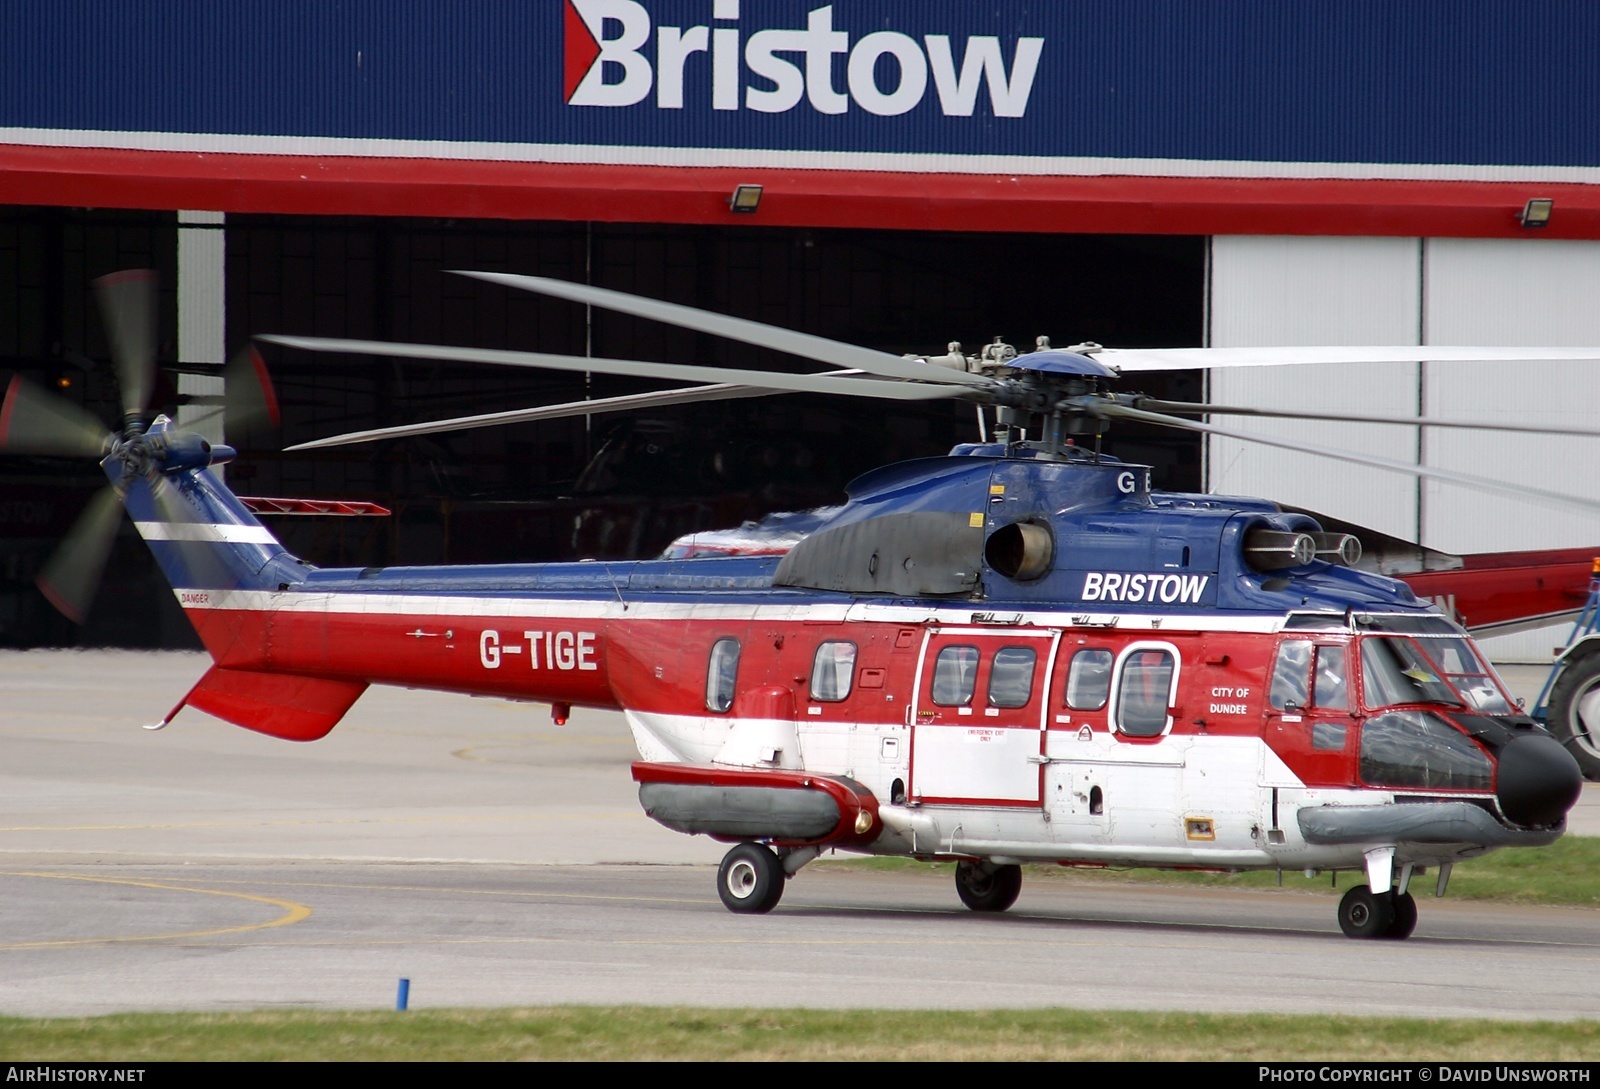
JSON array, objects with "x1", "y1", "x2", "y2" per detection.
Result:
[
  {"x1": 1311, "y1": 645, "x2": 1349, "y2": 711},
  {"x1": 1270, "y1": 640, "x2": 1312, "y2": 710}
]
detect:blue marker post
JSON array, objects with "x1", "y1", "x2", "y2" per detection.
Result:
[{"x1": 397, "y1": 977, "x2": 410, "y2": 1011}]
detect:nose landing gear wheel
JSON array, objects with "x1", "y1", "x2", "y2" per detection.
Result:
[
  {"x1": 717, "y1": 842, "x2": 785, "y2": 914},
  {"x1": 1338, "y1": 884, "x2": 1406, "y2": 939},
  {"x1": 954, "y1": 861, "x2": 1023, "y2": 912}
]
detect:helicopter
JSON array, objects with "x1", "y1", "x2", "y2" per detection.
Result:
[{"x1": 7, "y1": 270, "x2": 1600, "y2": 941}]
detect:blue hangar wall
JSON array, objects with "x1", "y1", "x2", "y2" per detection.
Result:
[{"x1": 2, "y1": 1, "x2": 1600, "y2": 236}]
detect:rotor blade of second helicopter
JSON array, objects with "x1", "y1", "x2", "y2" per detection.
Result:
[
  {"x1": 451, "y1": 270, "x2": 997, "y2": 390},
  {"x1": 1101, "y1": 402, "x2": 1600, "y2": 518},
  {"x1": 1134, "y1": 399, "x2": 1600, "y2": 438},
  {"x1": 285, "y1": 381, "x2": 784, "y2": 450},
  {"x1": 258, "y1": 336, "x2": 962, "y2": 403}
]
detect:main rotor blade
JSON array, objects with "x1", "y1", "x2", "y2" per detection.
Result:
[
  {"x1": 258, "y1": 335, "x2": 963, "y2": 403},
  {"x1": 36, "y1": 485, "x2": 125, "y2": 623},
  {"x1": 1103, "y1": 345, "x2": 1600, "y2": 373},
  {"x1": 451, "y1": 270, "x2": 996, "y2": 390},
  {"x1": 93, "y1": 270, "x2": 158, "y2": 421},
  {"x1": 0, "y1": 375, "x2": 113, "y2": 457},
  {"x1": 1134, "y1": 398, "x2": 1600, "y2": 438},
  {"x1": 1101, "y1": 402, "x2": 1600, "y2": 518},
  {"x1": 285, "y1": 378, "x2": 836, "y2": 451}
]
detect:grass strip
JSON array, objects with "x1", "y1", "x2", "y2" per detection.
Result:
[{"x1": 1, "y1": 1007, "x2": 1597, "y2": 1061}]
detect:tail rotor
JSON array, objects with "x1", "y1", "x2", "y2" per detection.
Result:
[{"x1": 0, "y1": 270, "x2": 278, "y2": 623}]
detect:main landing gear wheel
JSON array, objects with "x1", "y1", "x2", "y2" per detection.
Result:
[
  {"x1": 717, "y1": 842, "x2": 785, "y2": 914},
  {"x1": 1385, "y1": 891, "x2": 1418, "y2": 940},
  {"x1": 1337, "y1": 884, "x2": 1394, "y2": 939},
  {"x1": 954, "y1": 862, "x2": 1023, "y2": 912},
  {"x1": 1546, "y1": 653, "x2": 1600, "y2": 780},
  {"x1": 1338, "y1": 884, "x2": 1417, "y2": 940}
]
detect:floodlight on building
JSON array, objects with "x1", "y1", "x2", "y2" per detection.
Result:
[
  {"x1": 1519, "y1": 198, "x2": 1554, "y2": 228},
  {"x1": 729, "y1": 184, "x2": 763, "y2": 214}
]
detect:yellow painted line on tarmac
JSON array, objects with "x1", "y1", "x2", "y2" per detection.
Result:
[
  {"x1": 164, "y1": 875, "x2": 711, "y2": 906},
  {"x1": 0, "y1": 871, "x2": 312, "y2": 949},
  {"x1": 0, "y1": 812, "x2": 640, "y2": 832},
  {"x1": 203, "y1": 934, "x2": 1072, "y2": 950}
]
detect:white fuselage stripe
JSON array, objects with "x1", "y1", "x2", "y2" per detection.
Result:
[
  {"x1": 135, "y1": 522, "x2": 279, "y2": 544},
  {"x1": 173, "y1": 586, "x2": 1294, "y2": 632}
]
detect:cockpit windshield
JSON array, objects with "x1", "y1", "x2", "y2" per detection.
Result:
[{"x1": 1359, "y1": 635, "x2": 1513, "y2": 715}]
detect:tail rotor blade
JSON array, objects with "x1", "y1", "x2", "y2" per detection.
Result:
[
  {"x1": 93, "y1": 269, "x2": 159, "y2": 423},
  {"x1": 36, "y1": 486, "x2": 125, "y2": 623},
  {"x1": 223, "y1": 344, "x2": 282, "y2": 435},
  {"x1": 0, "y1": 375, "x2": 113, "y2": 457}
]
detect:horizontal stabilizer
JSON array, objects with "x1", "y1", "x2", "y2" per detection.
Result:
[{"x1": 182, "y1": 666, "x2": 368, "y2": 741}]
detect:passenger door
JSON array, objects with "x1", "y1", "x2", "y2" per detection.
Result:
[{"x1": 909, "y1": 627, "x2": 1058, "y2": 806}]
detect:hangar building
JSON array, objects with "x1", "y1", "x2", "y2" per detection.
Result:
[{"x1": 2, "y1": 1, "x2": 1599, "y2": 658}]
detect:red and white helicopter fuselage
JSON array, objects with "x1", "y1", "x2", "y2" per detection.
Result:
[{"x1": 130, "y1": 424, "x2": 1581, "y2": 938}]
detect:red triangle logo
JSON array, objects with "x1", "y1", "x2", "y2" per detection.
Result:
[{"x1": 564, "y1": 1, "x2": 601, "y2": 102}]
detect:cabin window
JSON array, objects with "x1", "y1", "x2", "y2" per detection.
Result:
[
  {"x1": 705, "y1": 637, "x2": 741, "y2": 713},
  {"x1": 932, "y1": 645, "x2": 980, "y2": 706},
  {"x1": 809, "y1": 641, "x2": 858, "y2": 702},
  {"x1": 987, "y1": 646, "x2": 1037, "y2": 708},
  {"x1": 1065, "y1": 648, "x2": 1113, "y2": 711},
  {"x1": 1270, "y1": 640, "x2": 1312, "y2": 710},
  {"x1": 1115, "y1": 648, "x2": 1175, "y2": 737},
  {"x1": 1359, "y1": 710, "x2": 1493, "y2": 791}
]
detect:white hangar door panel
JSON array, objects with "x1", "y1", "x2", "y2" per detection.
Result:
[
  {"x1": 1208, "y1": 236, "x2": 1422, "y2": 544},
  {"x1": 1422, "y1": 239, "x2": 1600, "y2": 661}
]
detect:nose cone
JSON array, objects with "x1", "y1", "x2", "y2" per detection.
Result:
[{"x1": 1497, "y1": 733, "x2": 1584, "y2": 828}]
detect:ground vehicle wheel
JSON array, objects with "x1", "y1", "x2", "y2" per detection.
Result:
[
  {"x1": 717, "y1": 842, "x2": 785, "y2": 914},
  {"x1": 1384, "y1": 891, "x2": 1418, "y2": 940},
  {"x1": 954, "y1": 862, "x2": 1023, "y2": 912},
  {"x1": 1337, "y1": 884, "x2": 1396, "y2": 939},
  {"x1": 1546, "y1": 653, "x2": 1600, "y2": 780}
]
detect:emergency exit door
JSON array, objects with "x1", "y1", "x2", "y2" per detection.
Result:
[{"x1": 910, "y1": 628, "x2": 1057, "y2": 806}]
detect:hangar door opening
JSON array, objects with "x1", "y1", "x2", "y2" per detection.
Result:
[{"x1": 0, "y1": 210, "x2": 1206, "y2": 646}]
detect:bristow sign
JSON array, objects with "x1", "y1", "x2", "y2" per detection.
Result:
[{"x1": 564, "y1": 0, "x2": 1043, "y2": 118}]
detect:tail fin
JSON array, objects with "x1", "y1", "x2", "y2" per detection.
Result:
[
  {"x1": 111, "y1": 417, "x2": 304, "y2": 659},
  {"x1": 114, "y1": 418, "x2": 371, "y2": 738}
]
